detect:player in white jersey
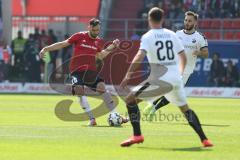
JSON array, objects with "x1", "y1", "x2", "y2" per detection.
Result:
[
  {"x1": 119, "y1": 8, "x2": 213, "y2": 147},
  {"x1": 143, "y1": 11, "x2": 209, "y2": 120}
]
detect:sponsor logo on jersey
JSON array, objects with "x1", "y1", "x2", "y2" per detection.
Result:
[
  {"x1": 81, "y1": 44, "x2": 97, "y2": 50},
  {"x1": 184, "y1": 45, "x2": 197, "y2": 49}
]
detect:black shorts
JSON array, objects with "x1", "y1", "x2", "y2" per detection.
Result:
[{"x1": 71, "y1": 70, "x2": 104, "y2": 95}]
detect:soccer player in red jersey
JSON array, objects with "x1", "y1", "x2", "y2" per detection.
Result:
[{"x1": 39, "y1": 18, "x2": 128, "y2": 126}]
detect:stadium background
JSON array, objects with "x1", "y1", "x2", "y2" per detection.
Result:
[
  {"x1": 1, "y1": 0, "x2": 240, "y2": 90},
  {"x1": 0, "y1": 1, "x2": 240, "y2": 160},
  {"x1": 0, "y1": 0, "x2": 239, "y2": 97}
]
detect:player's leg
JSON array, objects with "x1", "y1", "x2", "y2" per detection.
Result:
[
  {"x1": 144, "y1": 74, "x2": 190, "y2": 119},
  {"x1": 71, "y1": 72, "x2": 95, "y2": 125},
  {"x1": 77, "y1": 95, "x2": 96, "y2": 126},
  {"x1": 143, "y1": 96, "x2": 169, "y2": 121},
  {"x1": 71, "y1": 72, "x2": 85, "y2": 96},
  {"x1": 96, "y1": 81, "x2": 115, "y2": 112},
  {"x1": 153, "y1": 74, "x2": 190, "y2": 111},
  {"x1": 179, "y1": 105, "x2": 213, "y2": 147},
  {"x1": 95, "y1": 81, "x2": 129, "y2": 123},
  {"x1": 80, "y1": 70, "x2": 115, "y2": 112},
  {"x1": 165, "y1": 83, "x2": 213, "y2": 147},
  {"x1": 120, "y1": 91, "x2": 144, "y2": 147},
  {"x1": 121, "y1": 80, "x2": 164, "y2": 147},
  {"x1": 121, "y1": 75, "x2": 174, "y2": 146}
]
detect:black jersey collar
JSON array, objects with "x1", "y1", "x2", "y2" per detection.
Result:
[{"x1": 183, "y1": 29, "x2": 196, "y2": 35}]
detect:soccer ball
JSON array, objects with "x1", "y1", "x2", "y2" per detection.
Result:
[{"x1": 108, "y1": 112, "x2": 123, "y2": 126}]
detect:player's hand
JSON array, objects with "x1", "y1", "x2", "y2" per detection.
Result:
[
  {"x1": 39, "y1": 48, "x2": 47, "y2": 59},
  {"x1": 112, "y1": 39, "x2": 120, "y2": 48}
]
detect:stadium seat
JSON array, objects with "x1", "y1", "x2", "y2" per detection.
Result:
[
  {"x1": 223, "y1": 20, "x2": 232, "y2": 29},
  {"x1": 231, "y1": 20, "x2": 240, "y2": 29},
  {"x1": 211, "y1": 32, "x2": 221, "y2": 40},
  {"x1": 203, "y1": 32, "x2": 212, "y2": 39},
  {"x1": 224, "y1": 32, "x2": 234, "y2": 40},
  {"x1": 234, "y1": 32, "x2": 240, "y2": 40},
  {"x1": 210, "y1": 20, "x2": 221, "y2": 29},
  {"x1": 199, "y1": 20, "x2": 211, "y2": 29}
]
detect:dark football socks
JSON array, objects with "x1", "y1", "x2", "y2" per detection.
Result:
[
  {"x1": 127, "y1": 103, "x2": 141, "y2": 136},
  {"x1": 154, "y1": 96, "x2": 170, "y2": 110},
  {"x1": 153, "y1": 96, "x2": 162, "y2": 105},
  {"x1": 184, "y1": 109, "x2": 207, "y2": 141}
]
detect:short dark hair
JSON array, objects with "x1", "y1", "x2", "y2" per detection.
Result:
[
  {"x1": 185, "y1": 11, "x2": 198, "y2": 21},
  {"x1": 148, "y1": 7, "x2": 164, "y2": 23},
  {"x1": 213, "y1": 52, "x2": 220, "y2": 58},
  {"x1": 89, "y1": 18, "x2": 101, "y2": 26}
]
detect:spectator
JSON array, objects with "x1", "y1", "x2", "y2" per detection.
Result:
[
  {"x1": 230, "y1": 0, "x2": 240, "y2": 18},
  {"x1": 208, "y1": 52, "x2": 225, "y2": 86},
  {"x1": 34, "y1": 27, "x2": 41, "y2": 40},
  {"x1": 61, "y1": 34, "x2": 72, "y2": 74},
  {"x1": 168, "y1": 4, "x2": 178, "y2": 19},
  {"x1": 43, "y1": 29, "x2": 58, "y2": 82},
  {"x1": 47, "y1": 29, "x2": 58, "y2": 64},
  {"x1": 0, "y1": 41, "x2": 12, "y2": 82},
  {"x1": 221, "y1": 0, "x2": 232, "y2": 18},
  {"x1": 0, "y1": 41, "x2": 4, "y2": 81},
  {"x1": 33, "y1": 27, "x2": 42, "y2": 50},
  {"x1": 24, "y1": 34, "x2": 41, "y2": 82},
  {"x1": 138, "y1": 2, "x2": 154, "y2": 18},
  {"x1": 11, "y1": 30, "x2": 27, "y2": 81},
  {"x1": 223, "y1": 60, "x2": 239, "y2": 87},
  {"x1": 40, "y1": 29, "x2": 50, "y2": 49}
]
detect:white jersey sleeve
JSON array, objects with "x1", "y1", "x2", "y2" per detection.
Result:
[
  {"x1": 139, "y1": 35, "x2": 150, "y2": 53},
  {"x1": 173, "y1": 34, "x2": 184, "y2": 54},
  {"x1": 199, "y1": 33, "x2": 208, "y2": 49}
]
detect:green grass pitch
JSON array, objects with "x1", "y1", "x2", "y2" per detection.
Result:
[{"x1": 0, "y1": 94, "x2": 240, "y2": 160}]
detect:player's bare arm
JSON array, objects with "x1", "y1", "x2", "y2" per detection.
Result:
[
  {"x1": 96, "y1": 39, "x2": 120, "y2": 60},
  {"x1": 192, "y1": 47, "x2": 209, "y2": 58},
  {"x1": 39, "y1": 40, "x2": 70, "y2": 59},
  {"x1": 120, "y1": 49, "x2": 146, "y2": 88},
  {"x1": 178, "y1": 50, "x2": 187, "y2": 75}
]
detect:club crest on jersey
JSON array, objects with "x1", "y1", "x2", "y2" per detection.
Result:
[
  {"x1": 82, "y1": 39, "x2": 86, "y2": 43},
  {"x1": 94, "y1": 41, "x2": 98, "y2": 46},
  {"x1": 192, "y1": 39, "x2": 196, "y2": 43}
]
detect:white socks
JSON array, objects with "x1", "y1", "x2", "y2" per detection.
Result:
[
  {"x1": 78, "y1": 96, "x2": 94, "y2": 120},
  {"x1": 102, "y1": 91, "x2": 117, "y2": 113},
  {"x1": 77, "y1": 91, "x2": 117, "y2": 120}
]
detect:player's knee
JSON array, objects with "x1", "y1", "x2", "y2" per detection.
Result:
[
  {"x1": 136, "y1": 98, "x2": 143, "y2": 104},
  {"x1": 96, "y1": 82, "x2": 106, "y2": 94},
  {"x1": 73, "y1": 86, "x2": 84, "y2": 95},
  {"x1": 96, "y1": 87, "x2": 106, "y2": 94},
  {"x1": 125, "y1": 94, "x2": 136, "y2": 106},
  {"x1": 179, "y1": 104, "x2": 190, "y2": 113}
]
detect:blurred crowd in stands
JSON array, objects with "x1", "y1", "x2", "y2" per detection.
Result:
[
  {"x1": 0, "y1": 28, "x2": 72, "y2": 83},
  {"x1": 0, "y1": 0, "x2": 240, "y2": 87},
  {"x1": 134, "y1": 0, "x2": 240, "y2": 35},
  {"x1": 208, "y1": 53, "x2": 239, "y2": 87},
  {"x1": 131, "y1": 0, "x2": 240, "y2": 87},
  {"x1": 141, "y1": 0, "x2": 240, "y2": 19},
  {"x1": 0, "y1": 28, "x2": 239, "y2": 87}
]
